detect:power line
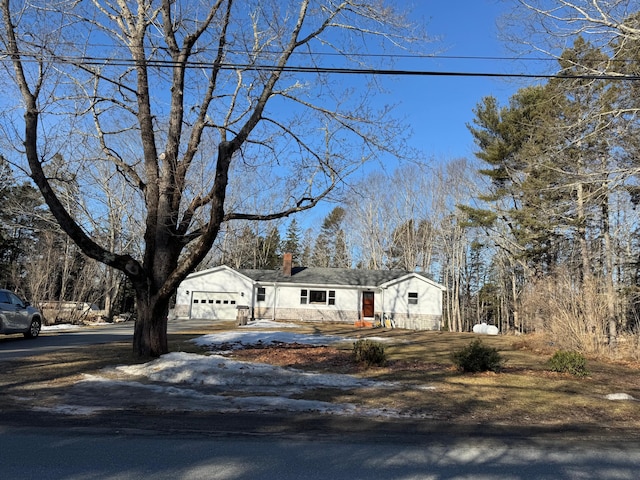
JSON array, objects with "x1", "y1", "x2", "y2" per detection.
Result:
[
  {"x1": 2, "y1": 51, "x2": 638, "y2": 81},
  {"x1": 13, "y1": 43, "x2": 622, "y2": 64}
]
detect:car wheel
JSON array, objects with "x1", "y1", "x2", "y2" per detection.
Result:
[{"x1": 24, "y1": 317, "x2": 41, "y2": 338}]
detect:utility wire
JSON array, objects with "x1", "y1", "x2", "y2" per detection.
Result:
[{"x1": 2, "y1": 51, "x2": 638, "y2": 81}]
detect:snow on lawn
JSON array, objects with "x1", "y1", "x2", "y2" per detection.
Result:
[
  {"x1": 66, "y1": 321, "x2": 402, "y2": 417},
  {"x1": 193, "y1": 319, "x2": 388, "y2": 351},
  {"x1": 113, "y1": 351, "x2": 379, "y2": 391}
]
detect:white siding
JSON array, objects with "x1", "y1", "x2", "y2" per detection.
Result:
[
  {"x1": 175, "y1": 267, "x2": 253, "y2": 320},
  {"x1": 381, "y1": 275, "x2": 442, "y2": 330},
  {"x1": 175, "y1": 267, "x2": 444, "y2": 330},
  {"x1": 253, "y1": 284, "x2": 361, "y2": 323},
  {"x1": 382, "y1": 276, "x2": 441, "y2": 315}
]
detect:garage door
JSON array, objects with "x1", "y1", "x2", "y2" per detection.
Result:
[{"x1": 190, "y1": 291, "x2": 240, "y2": 320}]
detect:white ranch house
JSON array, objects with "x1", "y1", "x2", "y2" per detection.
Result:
[{"x1": 175, "y1": 254, "x2": 445, "y2": 330}]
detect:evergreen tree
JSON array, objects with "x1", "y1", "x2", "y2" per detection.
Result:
[
  {"x1": 282, "y1": 219, "x2": 302, "y2": 265},
  {"x1": 0, "y1": 157, "x2": 16, "y2": 287},
  {"x1": 466, "y1": 85, "x2": 565, "y2": 274},
  {"x1": 311, "y1": 233, "x2": 331, "y2": 267},
  {"x1": 333, "y1": 229, "x2": 351, "y2": 268},
  {"x1": 299, "y1": 228, "x2": 315, "y2": 267},
  {"x1": 311, "y1": 207, "x2": 346, "y2": 267},
  {"x1": 466, "y1": 36, "x2": 621, "y2": 338},
  {"x1": 0, "y1": 156, "x2": 50, "y2": 292}
]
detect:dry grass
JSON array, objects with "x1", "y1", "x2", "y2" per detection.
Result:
[
  {"x1": 1, "y1": 322, "x2": 639, "y2": 431},
  {"x1": 233, "y1": 325, "x2": 640, "y2": 428}
]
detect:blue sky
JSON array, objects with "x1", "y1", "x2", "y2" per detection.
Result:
[
  {"x1": 396, "y1": 0, "x2": 523, "y2": 161},
  {"x1": 299, "y1": 1, "x2": 533, "y2": 228}
]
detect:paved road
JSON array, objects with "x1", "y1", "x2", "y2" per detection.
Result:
[
  {"x1": 0, "y1": 323, "x2": 132, "y2": 360},
  {"x1": 0, "y1": 429, "x2": 640, "y2": 480},
  {"x1": 0, "y1": 318, "x2": 215, "y2": 361},
  {"x1": 2, "y1": 425, "x2": 639, "y2": 480}
]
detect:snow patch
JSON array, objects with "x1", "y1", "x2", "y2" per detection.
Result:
[
  {"x1": 192, "y1": 331, "x2": 355, "y2": 350},
  {"x1": 606, "y1": 393, "x2": 636, "y2": 401},
  {"x1": 61, "y1": 329, "x2": 433, "y2": 417}
]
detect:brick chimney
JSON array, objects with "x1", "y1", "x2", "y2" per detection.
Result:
[{"x1": 283, "y1": 252, "x2": 293, "y2": 277}]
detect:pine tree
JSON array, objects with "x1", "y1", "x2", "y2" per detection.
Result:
[
  {"x1": 466, "y1": 85, "x2": 565, "y2": 274},
  {"x1": 282, "y1": 219, "x2": 302, "y2": 265},
  {"x1": 311, "y1": 207, "x2": 346, "y2": 267},
  {"x1": 311, "y1": 233, "x2": 331, "y2": 267},
  {"x1": 0, "y1": 156, "x2": 15, "y2": 287},
  {"x1": 333, "y1": 229, "x2": 351, "y2": 268}
]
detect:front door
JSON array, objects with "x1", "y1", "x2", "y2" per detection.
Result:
[{"x1": 362, "y1": 291, "x2": 375, "y2": 318}]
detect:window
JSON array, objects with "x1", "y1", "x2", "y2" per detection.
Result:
[
  {"x1": 408, "y1": 292, "x2": 418, "y2": 305},
  {"x1": 309, "y1": 290, "x2": 326, "y2": 304},
  {"x1": 257, "y1": 287, "x2": 266, "y2": 302},
  {"x1": 301, "y1": 289, "x2": 335, "y2": 305}
]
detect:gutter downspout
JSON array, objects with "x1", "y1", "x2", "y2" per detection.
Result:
[
  {"x1": 250, "y1": 280, "x2": 256, "y2": 321},
  {"x1": 272, "y1": 282, "x2": 278, "y2": 321}
]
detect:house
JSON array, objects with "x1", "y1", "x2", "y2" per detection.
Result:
[{"x1": 174, "y1": 253, "x2": 446, "y2": 330}]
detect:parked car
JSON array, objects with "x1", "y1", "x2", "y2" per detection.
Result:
[{"x1": 0, "y1": 289, "x2": 42, "y2": 338}]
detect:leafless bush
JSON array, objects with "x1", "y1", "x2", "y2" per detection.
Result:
[{"x1": 520, "y1": 270, "x2": 610, "y2": 355}]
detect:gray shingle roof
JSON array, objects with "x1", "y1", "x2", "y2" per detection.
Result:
[{"x1": 238, "y1": 267, "x2": 433, "y2": 287}]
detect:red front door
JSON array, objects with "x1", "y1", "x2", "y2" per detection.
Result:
[{"x1": 362, "y1": 291, "x2": 374, "y2": 318}]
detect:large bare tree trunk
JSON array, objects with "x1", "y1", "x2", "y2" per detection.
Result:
[{"x1": 133, "y1": 292, "x2": 170, "y2": 357}]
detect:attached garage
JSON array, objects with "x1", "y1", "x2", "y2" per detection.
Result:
[
  {"x1": 189, "y1": 291, "x2": 241, "y2": 320},
  {"x1": 175, "y1": 266, "x2": 253, "y2": 321}
]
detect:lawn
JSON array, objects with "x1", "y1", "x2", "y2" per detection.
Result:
[
  {"x1": 229, "y1": 323, "x2": 640, "y2": 429},
  {"x1": 1, "y1": 321, "x2": 638, "y2": 432}
]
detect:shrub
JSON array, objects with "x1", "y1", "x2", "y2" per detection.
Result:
[
  {"x1": 451, "y1": 339, "x2": 503, "y2": 373},
  {"x1": 353, "y1": 339, "x2": 386, "y2": 367},
  {"x1": 547, "y1": 350, "x2": 589, "y2": 377}
]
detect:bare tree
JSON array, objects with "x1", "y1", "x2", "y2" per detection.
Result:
[
  {"x1": 1, "y1": 0, "x2": 425, "y2": 356},
  {"x1": 506, "y1": 1, "x2": 640, "y2": 60}
]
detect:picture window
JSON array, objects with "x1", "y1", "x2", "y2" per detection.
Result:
[{"x1": 309, "y1": 290, "x2": 326, "y2": 304}]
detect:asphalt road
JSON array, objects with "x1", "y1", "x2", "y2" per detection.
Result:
[
  {"x1": 0, "y1": 322, "x2": 134, "y2": 360},
  {"x1": 0, "y1": 318, "x2": 215, "y2": 361},
  {"x1": 2, "y1": 424, "x2": 640, "y2": 480}
]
